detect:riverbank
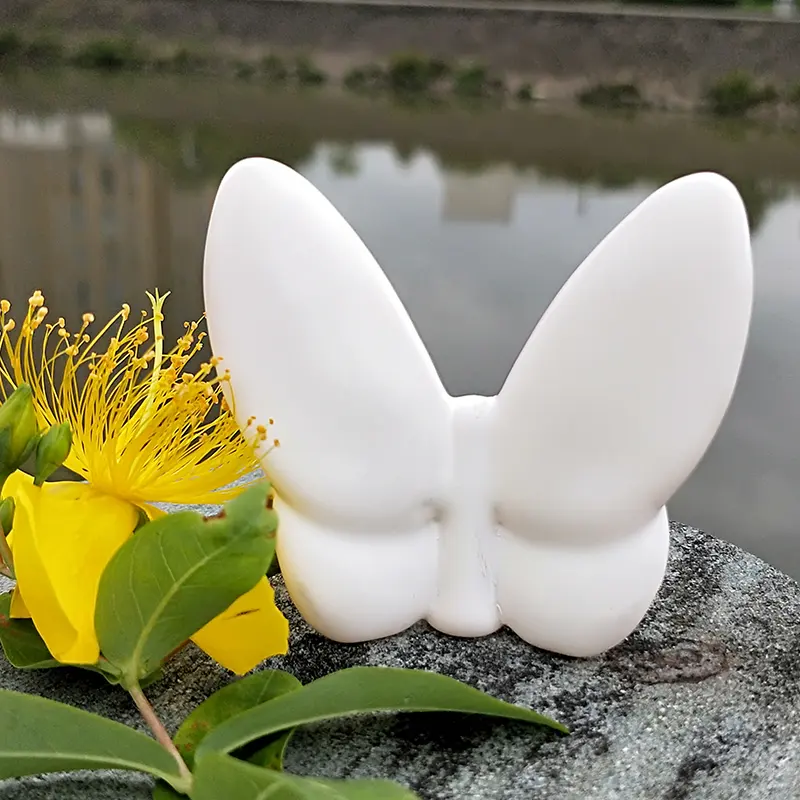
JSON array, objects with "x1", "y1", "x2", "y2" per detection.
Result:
[
  {"x1": 1, "y1": 0, "x2": 800, "y2": 119},
  {"x1": 1, "y1": 69, "x2": 798, "y2": 213},
  {"x1": 0, "y1": 68, "x2": 796, "y2": 336}
]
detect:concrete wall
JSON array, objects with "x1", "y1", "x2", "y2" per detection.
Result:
[{"x1": 2, "y1": 0, "x2": 800, "y2": 87}]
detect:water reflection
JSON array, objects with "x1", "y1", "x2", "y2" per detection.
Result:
[
  {"x1": 0, "y1": 92, "x2": 798, "y2": 578},
  {"x1": 0, "y1": 109, "x2": 210, "y2": 342}
]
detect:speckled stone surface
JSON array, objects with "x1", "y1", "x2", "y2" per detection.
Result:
[{"x1": 2, "y1": 521, "x2": 800, "y2": 800}]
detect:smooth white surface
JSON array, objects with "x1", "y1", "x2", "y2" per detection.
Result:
[{"x1": 204, "y1": 159, "x2": 753, "y2": 656}]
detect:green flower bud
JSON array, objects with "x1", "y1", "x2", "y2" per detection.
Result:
[
  {"x1": 0, "y1": 384, "x2": 39, "y2": 482},
  {"x1": 34, "y1": 422, "x2": 72, "y2": 486},
  {"x1": 0, "y1": 496, "x2": 14, "y2": 536}
]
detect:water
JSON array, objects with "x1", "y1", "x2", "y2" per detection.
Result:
[{"x1": 0, "y1": 72, "x2": 799, "y2": 577}]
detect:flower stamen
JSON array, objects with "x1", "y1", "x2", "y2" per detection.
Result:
[{"x1": 0, "y1": 291, "x2": 269, "y2": 506}]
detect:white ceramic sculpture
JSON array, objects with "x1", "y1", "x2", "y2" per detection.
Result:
[{"x1": 203, "y1": 159, "x2": 753, "y2": 657}]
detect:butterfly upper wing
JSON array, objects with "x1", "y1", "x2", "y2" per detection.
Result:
[
  {"x1": 491, "y1": 172, "x2": 753, "y2": 656},
  {"x1": 203, "y1": 158, "x2": 451, "y2": 640}
]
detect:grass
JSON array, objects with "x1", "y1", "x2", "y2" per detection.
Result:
[
  {"x1": 343, "y1": 63, "x2": 386, "y2": 92},
  {"x1": 294, "y1": 55, "x2": 326, "y2": 86},
  {"x1": 515, "y1": 83, "x2": 535, "y2": 103},
  {"x1": 25, "y1": 35, "x2": 64, "y2": 67},
  {"x1": 705, "y1": 72, "x2": 778, "y2": 116},
  {"x1": 0, "y1": 30, "x2": 23, "y2": 61},
  {"x1": 386, "y1": 54, "x2": 448, "y2": 93},
  {"x1": 3, "y1": 28, "x2": 798, "y2": 121},
  {"x1": 160, "y1": 47, "x2": 209, "y2": 74},
  {"x1": 72, "y1": 38, "x2": 144, "y2": 71},
  {"x1": 453, "y1": 63, "x2": 505, "y2": 99},
  {"x1": 342, "y1": 54, "x2": 505, "y2": 102},
  {"x1": 262, "y1": 54, "x2": 289, "y2": 83},
  {"x1": 0, "y1": 29, "x2": 329, "y2": 89},
  {"x1": 234, "y1": 60, "x2": 256, "y2": 80},
  {"x1": 577, "y1": 82, "x2": 647, "y2": 110}
]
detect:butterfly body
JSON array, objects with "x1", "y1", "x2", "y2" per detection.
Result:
[
  {"x1": 204, "y1": 159, "x2": 753, "y2": 657},
  {"x1": 430, "y1": 393, "x2": 499, "y2": 637}
]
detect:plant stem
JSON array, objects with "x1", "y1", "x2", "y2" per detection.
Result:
[
  {"x1": 128, "y1": 683, "x2": 193, "y2": 789},
  {"x1": 0, "y1": 522, "x2": 14, "y2": 580}
]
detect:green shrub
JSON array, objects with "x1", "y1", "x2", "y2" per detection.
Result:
[
  {"x1": 705, "y1": 72, "x2": 777, "y2": 116},
  {"x1": 577, "y1": 82, "x2": 645, "y2": 109},
  {"x1": 515, "y1": 82, "x2": 535, "y2": 102},
  {"x1": 386, "y1": 53, "x2": 448, "y2": 93},
  {"x1": 234, "y1": 60, "x2": 255, "y2": 79},
  {"x1": 294, "y1": 55, "x2": 326, "y2": 85},
  {"x1": 453, "y1": 62, "x2": 504, "y2": 98},
  {"x1": 72, "y1": 38, "x2": 144, "y2": 71},
  {"x1": 25, "y1": 35, "x2": 64, "y2": 66},
  {"x1": 620, "y1": 0, "x2": 737, "y2": 5},
  {"x1": 261, "y1": 54, "x2": 288, "y2": 82},
  {"x1": 166, "y1": 47, "x2": 208, "y2": 73},
  {"x1": 427, "y1": 58, "x2": 450, "y2": 81},
  {"x1": 343, "y1": 63, "x2": 386, "y2": 92},
  {"x1": 789, "y1": 83, "x2": 800, "y2": 104},
  {"x1": 0, "y1": 30, "x2": 22, "y2": 60},
  {"x1": 760, "y1": 84, "x2": 779, "y2": 103}
]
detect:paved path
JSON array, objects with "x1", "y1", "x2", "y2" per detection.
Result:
[{"x1": 250, "y1": 0, "x2": 798, "y2": 24}]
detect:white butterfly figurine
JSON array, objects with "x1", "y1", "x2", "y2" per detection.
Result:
[{"x1": 203, "y1": 158, "x2": 753, "y2": 658}]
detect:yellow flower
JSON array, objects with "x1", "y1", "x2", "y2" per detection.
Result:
[{"x1": 0, "y1": 291, "x2": 288, "y2": 674}]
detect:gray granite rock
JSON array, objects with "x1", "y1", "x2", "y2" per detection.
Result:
[{"x1": 2, "y1": 522, "x2": 800, "y2": 800}]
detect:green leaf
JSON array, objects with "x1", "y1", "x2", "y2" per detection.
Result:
[
  {"x1": 0, "y1": 592, "x2": 60, "y2": 669},
  {"x1": 95, "y1": 483, "x2": 277, "y2": 684},
  {"x1": 174, "y1": 669, "x2": 301, "y2": 768},
  {"x1": 154, "y1": 668, "x2": 301, "y2": 800},
  {"x1": 199, "y1": 665, "x2": 567, "y2": 759},
  {"x1": 0, "y1": 688, "x2": 186, "y2": 789},
  {"x1": 0, "y1": 594, "x2": 142, "y2": 685},
  {"x1": 245, "y1": 727, "x2": 293, "y2": 771},
  {"x1": 152, "y1": 782, "x2": 184, "y2": 800},
  {"x1": 191, "y1": 752, "x2": 418, "y2": 799},
  {"x1": 310, "y1": 780, "x2": 418, "y2": 800}
]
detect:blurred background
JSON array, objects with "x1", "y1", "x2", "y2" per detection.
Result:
[{"x1": 0, "y1": 65, "x2": 798, "y2": 578}]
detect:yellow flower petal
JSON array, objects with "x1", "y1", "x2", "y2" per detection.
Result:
[
  {"x1": 3, "y1": 473, "x2": 33, "y2": 616},
  {"x1": 12, "y1": 481, "x2": 138, "y2": 664},
  {"x1": 9, "y1": 585, "x2": 29, "y2": 618},
  {"x1": 2, "y1": 470, "x2": 33, "y2": 550},
  {"x1": 2, "y1": 470, "x2": 33, "y2": 498},
  {"x1": 190, "y1": 577, "x2": 289, "y2": 675},
  {"x1": 140, "y1": 503, "x2": 167, "y2": 521}
]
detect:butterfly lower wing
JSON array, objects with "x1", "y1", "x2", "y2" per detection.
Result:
[
  {"x1": 203, "y1": 158, "x2": 450, "y2": 639},
  {"x1": 491, "y1": 172, "x2": 753, "y2": 655},
  {"x1": 273, "y1": 499, "x2": 440, "y2": 641}
]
